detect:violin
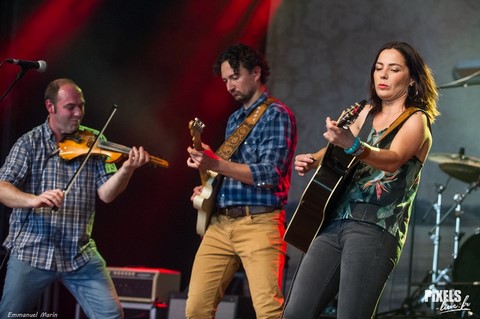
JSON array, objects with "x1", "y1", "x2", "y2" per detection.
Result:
[{"x1": 58, "y1": 130, "x2": 169, "y2": 168}]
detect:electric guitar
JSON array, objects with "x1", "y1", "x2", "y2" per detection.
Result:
[
  {"x1": 284, "y1": 100, "x2": 367, "y2": 252},
  {"x1": 188, "y1": 118, "x2": 224, "y2": 236}
]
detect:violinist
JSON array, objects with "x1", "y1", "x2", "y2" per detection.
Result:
[{"x1": 0, "y1": 78, "x2": 150, "y2": 318}]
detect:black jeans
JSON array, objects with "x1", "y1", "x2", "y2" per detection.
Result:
[{"x1": 283, "y1": 219, "x2": 402, "y2": 319}]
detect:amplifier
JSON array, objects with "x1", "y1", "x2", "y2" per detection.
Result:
[
  {"x1": 108, "y1": 266, "x2": 181, "y2": 303},
  {"x1": 167, "y1": 293, "x2": 238, "y2": 319}
]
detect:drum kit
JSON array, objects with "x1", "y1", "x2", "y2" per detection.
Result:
[
  {"x1": 423, "y1": 150, "x2": 480, "y2": 314},
  {"x1": 429, "y1": 151, "x2": 480, "y2": 184}
]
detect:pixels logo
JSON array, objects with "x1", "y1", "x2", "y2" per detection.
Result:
[{"x1": 424, "y1": 288, "x2": 472, "y2": 314}]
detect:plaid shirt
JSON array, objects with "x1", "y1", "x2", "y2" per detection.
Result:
[
  {"x1": 217, "y1": 92, "x2": 297, "y2": 208},
  {"x1": 0, "y1": 120, "x2": 116, "y2": 272}
]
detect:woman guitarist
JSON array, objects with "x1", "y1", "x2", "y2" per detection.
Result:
[{"x1": 283, "y1": 41, "x2": 439, "y2": 319}]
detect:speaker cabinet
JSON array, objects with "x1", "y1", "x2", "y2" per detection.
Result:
[
  {"x1": 108, "y1": 266, "x2": 181, "y2": 303},
  {"x1": 75, "y1": 302, "x2": 167, "y2": 319},
  {"x1": 167, "y1": 293, "x2": 238, "y2": 319}
]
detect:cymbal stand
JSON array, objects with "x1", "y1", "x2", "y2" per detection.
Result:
[
  {"x1": 425, "y1": 183, "x2": 449, "y2": 311},
  {"x1": 435, "y1": 179, "x2": 479, "y2": 254},
  {"x1": 452, "y1": 194, "x2": 464, "y2": 262},
  {"x1": 427, "y1": 179, "x2": 479, "y2": 309}
]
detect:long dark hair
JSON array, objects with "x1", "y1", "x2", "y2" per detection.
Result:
[{"x1": 368, "y1": 42, "x2": 440, "y2": 123}]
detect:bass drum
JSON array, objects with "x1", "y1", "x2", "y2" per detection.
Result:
[{"x1": 453, "y1": 231, "x2": 480, "y2": 315}]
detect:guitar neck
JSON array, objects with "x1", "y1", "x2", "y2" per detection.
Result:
[
  {"x1": 191, "y1": 133, "x2": 208, "y2": 183},
  {"x1": 189, "y1": 118, "x2": 209, "y2": 183}
]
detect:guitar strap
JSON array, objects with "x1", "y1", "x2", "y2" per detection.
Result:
[
  {"x1": 215, "y1": 96, "x2": 275, "y2": 160},
  {"x1": 360, "y1": 107, "x2": 423, "y2": 146}
]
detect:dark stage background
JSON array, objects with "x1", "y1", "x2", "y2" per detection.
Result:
[
  {"x1": 1, "y1": 0, "x2": 480, "y2": 317},
  {"x1": 0, "y1": 0, "x2": 280, "y2": 315}
]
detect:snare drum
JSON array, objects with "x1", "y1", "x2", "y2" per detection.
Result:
[{"x1": 453, "y1": 231, "x2": 480, "y2": 314}]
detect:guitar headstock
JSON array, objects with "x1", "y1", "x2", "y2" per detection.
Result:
[
  {"x1": 189, "y1": 118, "x2": 205, "y2": 151},
  {"x1": 337, "y1": 99, "x2": 367, "y2": 129}
]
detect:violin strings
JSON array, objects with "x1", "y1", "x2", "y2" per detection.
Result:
[
  {"x1": 98, "y1": 140, "x2": 132, "y2": 154},
  {"x1": 99, "y1": 140, "x2": 169, "y2": 168}
]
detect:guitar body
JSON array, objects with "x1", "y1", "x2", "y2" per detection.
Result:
[
  {"x1": 192, "y1": 172, "x2": 223, "y2": 236},
  {"x1": 189, "y1": 118, "x2": 226, "y2": 236},
  {"x1": 284, "y1": 100, "x2": 367, "y2": 252},
  {"x1": 188, "y1": 102, "x2": 280, "y2": 235},
  {"x1": 285, "y1": 145, "x2": 358, "y2": 252}
]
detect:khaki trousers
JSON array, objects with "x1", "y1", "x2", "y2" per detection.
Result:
[{"x1": 186, "y1": 210, "x2": 286, "y2": 319}]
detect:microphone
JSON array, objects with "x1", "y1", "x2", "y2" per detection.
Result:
[{"x1": 5, "y1": 59, "x2": 47, "y2": 73}]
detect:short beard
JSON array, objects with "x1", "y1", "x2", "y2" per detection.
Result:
[{"x1": 234, "y1": 89, "x2": 254, "y2": 105}]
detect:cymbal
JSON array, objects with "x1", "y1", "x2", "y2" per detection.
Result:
[{"x1": 429, "y1": 153, "x2": 480, "y2": 183}]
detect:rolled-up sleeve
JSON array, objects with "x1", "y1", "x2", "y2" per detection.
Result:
[
  {"x1": 0, "y1": 139, "x2": 30, "y2": 187},
  {"x1": 248, "y1": 106, "x2": 296, "y2": 188}
]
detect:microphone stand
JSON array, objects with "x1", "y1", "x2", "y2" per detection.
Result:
[{"x1": 0, "y1": 67, "x2": 26, "y2": 104}]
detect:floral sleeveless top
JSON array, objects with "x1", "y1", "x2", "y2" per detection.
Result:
[{"x1": 332, "y1": 124, "x2": 424, "y2": 246}]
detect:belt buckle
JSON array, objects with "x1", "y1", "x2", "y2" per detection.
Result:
[{"x1": 225, "y1": 206, "x2": 246, "y2": 218}]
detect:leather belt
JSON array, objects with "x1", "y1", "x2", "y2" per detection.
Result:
[{"x1": 217, "y1": 205, "x2": 277, "y2": 218}]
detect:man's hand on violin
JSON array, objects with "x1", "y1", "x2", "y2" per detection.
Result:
[
  {"x1": 34, "y1": 189, "x2": 64, "y2": 209},
  {"x1": 123, "y1": 146, "x2": 151, "y2": 170},
  {"x1": 186, "y1": 143, "x2": 220, "y2": 171}
]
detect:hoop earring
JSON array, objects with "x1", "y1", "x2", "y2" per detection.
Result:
[{"x1": 408, "y1": 84, "x2": 418, "y2": 97}]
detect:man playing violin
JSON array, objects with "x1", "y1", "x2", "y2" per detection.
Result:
[{"x1": 0, "y1": 78, "x2": 150, "y2": 318}]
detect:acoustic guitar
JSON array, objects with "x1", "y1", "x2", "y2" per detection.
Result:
[{"x1": 284, "y1": 100, "x2": 367, "y2": 252}]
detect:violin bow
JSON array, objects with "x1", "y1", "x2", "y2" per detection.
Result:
[{"x1": 51, "y1": 105, "x2": 118, "y2": 212}]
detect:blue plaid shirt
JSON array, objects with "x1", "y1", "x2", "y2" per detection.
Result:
[
  {"x1": 0, "y1": 120, "x2": 116, "y2": 272},
  {"x1": 217, "y1": 92, "x2": 297, "y2": 208}
]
